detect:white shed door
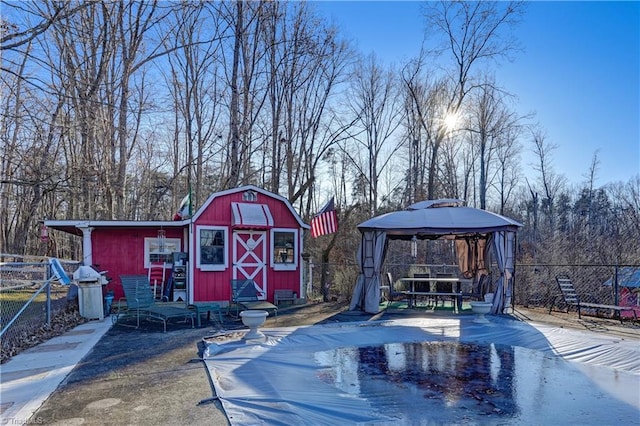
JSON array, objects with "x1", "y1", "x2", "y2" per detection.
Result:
[{"x1": 232, "y1": 230, "x2": 267, "y2": 299}]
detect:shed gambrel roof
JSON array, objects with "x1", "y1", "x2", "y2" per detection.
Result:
[{"x1": 192, "y1": 185, "x2": 310, "y2": 229}]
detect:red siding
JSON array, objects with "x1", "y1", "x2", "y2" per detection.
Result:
[
  {"x1": 93, "y1": 228, "x2": 184, "y2": 300},
  {"x1": 191, "y1": 190, "x2": 303, "y2": 304}
]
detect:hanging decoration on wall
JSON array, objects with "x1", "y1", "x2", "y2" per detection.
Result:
[
  {"x1": 157, "y1": 229, "x2": 166, "y2": 252},
  {"x1": 40, "y1": 223, "x2": 49, "y2": 242}
]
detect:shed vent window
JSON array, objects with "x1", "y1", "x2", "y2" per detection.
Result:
[{"x1": 243, "y1": 190, "x2": 257, "y2": 202}]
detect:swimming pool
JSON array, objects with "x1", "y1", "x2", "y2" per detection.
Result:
[{"x1": 203, "y1": 316, "x2": 639, "y2": 425}]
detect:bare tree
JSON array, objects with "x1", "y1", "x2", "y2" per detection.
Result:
[
  {"x1": 579, "y1": 150, "x2": 601, "y2": 237},
  {"x1": 609, "y1": 176, "x2": 640, "y2": 263},
  {"x1": 110, "y1": 1, "x2": 173, "y2": 218},
  {"x1": 401, "y1": 61, "x2": 453, "y2": 202},
  {"x1": 492, "y1": 125, "x2": 521, "y2": 214},
  {"x1": 44, "y1": 1, "x2": 176, "y2": 220},
  {"x1": 0, "y1": 36, "x2": 66, "y2": 254},
  {"x1": 601, "y1": 178, "x2": 639, "y2": 264},
  {"x1": 464, "y1": 76, "x2": 522, "y2": 209},
  {"x1": 401, "y1": 60, "x2": 454, "y2": 201},
  {"x1": 46, "y1": 1, "x2": 115, "y2": 219},
  {"x1": 1, "y1": 2, "x2": 89, "y2": 54},
  {"x1": 164, "y1": 2, "x2": 225, "y2": 209},
  {"x1": 343, "y1": 54, "x2": 404, "y2": 215},
  {"x1": 403, "y1": 1, "x2": 524, "y2": 200},
  {"x1": 224, "y1": 0, "x2": 245, "y2": 189},
  {"x1": 219, "y1": 0, "x2": 271, "y2": 189},
  {"x1": 261, "y1": 1, "x2": 351, "y2": 209},
  {"x1": 290, "y1": 33, "x2": 353, "y2": 213},
  {"x1": 530, "y1": 127, "x2": 566, "y2": 233}
]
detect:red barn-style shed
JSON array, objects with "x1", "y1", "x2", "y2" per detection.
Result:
[{"x1": 45, "y1": 185, "x2": 310, "y2": 306}]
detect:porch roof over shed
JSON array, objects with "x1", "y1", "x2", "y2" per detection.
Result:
[{"x1": 44, "y1": 220, "x2": 187, "y2": 236}]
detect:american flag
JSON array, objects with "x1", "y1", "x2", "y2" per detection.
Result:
[{"x1": 311, "y1": 197, "x2": 338, "y2": 238}]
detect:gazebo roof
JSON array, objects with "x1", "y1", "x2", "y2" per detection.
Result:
[{"x1": 357, "y1": 199, "x2": 522, "y2": 238}]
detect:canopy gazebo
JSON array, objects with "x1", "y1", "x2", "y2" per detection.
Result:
[{"x1": 349, "y1": 199, "x2": 523, "y2": 314}]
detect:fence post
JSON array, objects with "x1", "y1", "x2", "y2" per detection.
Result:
[
  {"x1": 613, "y1": 265, "x2": 619, "y2": 306},
  {"x1": 46, "y1": 280, "x2": 52, "y2": 325},
  {"x1": 45, "y1": 261, "x2": 53, "y2": 325},
  {"x1": 307, "y1": 258, "x2": 314, "y2": 299}
]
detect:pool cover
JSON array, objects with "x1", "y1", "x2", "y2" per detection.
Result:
[{"x1": 203, "y1": 316, "x2": 640, "y2": 425}]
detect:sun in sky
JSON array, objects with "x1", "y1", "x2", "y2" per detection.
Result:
[{"x1": 443, "y1": 112, "x2": 459, "y2": 133}]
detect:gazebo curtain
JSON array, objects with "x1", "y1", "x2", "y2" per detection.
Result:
[
  {"x1": 349, "y1": 231, "x2": 387, "y2": 313},
  {"x1": 490, "y1": 230, "x2": 516, "y2": 314},
  {"x1": 455, "y1": 235, "x2": 489, "y2": 279},
  {"x1": 455, "y1": 236, "x2": 494, "y2": 296}
]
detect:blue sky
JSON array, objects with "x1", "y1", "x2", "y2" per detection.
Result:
[{"x1": 313, "y1": 1, "x2": 640, "y2": 187}]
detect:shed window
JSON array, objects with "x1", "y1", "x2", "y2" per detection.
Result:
[
  {"x1": 144, "y1": 238, "x2": 181, "y2": 268},
  {"x1": 197, "y1": 226, "x2": 228, "y2": 271},
  {"x1": 271, "y1": 229, "x2": 298, "y2": 270}
]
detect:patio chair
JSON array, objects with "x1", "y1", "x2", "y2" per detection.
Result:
[
  {"x1": 229, "y1": 279, "x2": 278, "y2": 317},
  {"x1": 115, "y1": 275, "x2": 195, "y2": 332},
  {"x1": 435, "y1": 273, "x2": 454, "y2": 308},
  {"x1": 147, "y1": 262, "x2": 166, "y2": 300},
  {"x1": 550, "y1": 275, "x2": 637, "y2": 323},
  {"x1": 379, "y1": 273, "x2": 391, "y2": 304},
  {"x1": 413, "y1": 272, "x2": 431, "y2": 290},
  {"x1": 413, "y1": 272, "x2": 435, "y2": 307},
  {"x1": 384, "y1": 272, "x2": 407, "y2": 308},
  {"x1": 463, "y1": 274, "x2": 490, "y2": 302}
]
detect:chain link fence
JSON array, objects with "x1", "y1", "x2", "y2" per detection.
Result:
[
  {"x1": 514, "y1": 264, "x2": 638, "y2": 313},
  {"x1": 307, "y1": 261, "x2": 639, "y2": 319},
  {"x1": 1, "y1": 256, "x2": 81, "y2": 362}
]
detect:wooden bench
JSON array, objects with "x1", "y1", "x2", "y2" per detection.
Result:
[{"x1": 274, "y1": 289, "x2": 297, "y2": 307}]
